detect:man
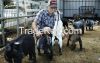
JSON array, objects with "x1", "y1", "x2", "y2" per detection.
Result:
[{"x1": 32, "y1": 0, "x2": 57, "y2": 55}]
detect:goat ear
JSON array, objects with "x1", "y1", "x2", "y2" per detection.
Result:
[{"x1": 5, "y1": 44, "x2": 11, "y2": 52}]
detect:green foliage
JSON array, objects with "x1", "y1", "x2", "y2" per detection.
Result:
[{"x1": 3, "y1": 0, "x2": 12, "y2": 6}]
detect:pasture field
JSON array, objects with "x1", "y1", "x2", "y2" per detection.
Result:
[{"x1": 0, "y1": 26, "x2": 100, "y2": 63}]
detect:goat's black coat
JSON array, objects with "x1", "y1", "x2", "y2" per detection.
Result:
[
  {"x1": 86, "y1": 19, "x2": 94, "y2": 31},
  {"x1": 4, "y1": 34, "x2": 36, "y2": 63},
  {"x1": 73, "y1": 20, "x2": 84, "y2": 34}
]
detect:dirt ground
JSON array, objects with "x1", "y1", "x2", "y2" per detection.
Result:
[{"x1": 0, "y1": 26, "x2": 100, "y2": 63}]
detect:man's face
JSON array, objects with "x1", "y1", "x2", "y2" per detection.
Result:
[{"x1": 49, "y1": 6, "x2": 57, "y2": 14}]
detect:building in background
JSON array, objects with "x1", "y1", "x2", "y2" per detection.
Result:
[
  {"x1": 1, "y1": 0, "x2": 100, "y2": 19},
  {"x1": 58, "y1": 0, "x2": 100, "y2": 19}
]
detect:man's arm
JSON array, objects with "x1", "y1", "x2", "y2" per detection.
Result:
[
  {"x1": 32, "y1": 10, "x2": 43, "y2": 32},
  {"x1": 32, "y1": 20, "x2": 43, "y2": 37},
  {"x1": 32, "y1": 21, "x2": 38, "y2": 32}
]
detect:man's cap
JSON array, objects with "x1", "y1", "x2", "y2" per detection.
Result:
[{"x1": 48, "y1": 0, "x2": 57, "y2": 8}]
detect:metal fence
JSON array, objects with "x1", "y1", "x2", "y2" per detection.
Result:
[
  {"x1": 61, "y1": 0, "x2": 100, "y2": 18},
  {"x1": 0, "y1": 0, "x2": 37, "y2": 46},
  {"x1": 0, "y1": 15, "x2": 35, "y2": 46}
]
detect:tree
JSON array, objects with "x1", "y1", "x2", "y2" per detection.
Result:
[{"x1": 3, "y1": 0, "x2": 12, "y2": 6}]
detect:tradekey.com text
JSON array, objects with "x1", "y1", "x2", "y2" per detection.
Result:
[{"x1": 19, "y1": 27, "x2": 82, "y2": 35}]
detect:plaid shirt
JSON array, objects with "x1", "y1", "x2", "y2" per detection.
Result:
[{"x1": 34, "y1": 9, "x2": 56, "y2": 29}]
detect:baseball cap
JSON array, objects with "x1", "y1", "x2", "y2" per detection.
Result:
[{"x1": 48, "y1": 0, "x2": 57, "y2": 8}]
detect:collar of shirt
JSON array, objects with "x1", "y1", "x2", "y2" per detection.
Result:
[{"x1": 45, "y1": 10, "x2": 55, "y2": 17}]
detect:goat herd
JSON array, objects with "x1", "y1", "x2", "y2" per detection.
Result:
[{"x1": 3, "y1": 17, "x2": 100, "y2": 63}]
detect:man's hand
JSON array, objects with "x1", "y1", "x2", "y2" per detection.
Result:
[
  {"x1": 43, "y1": 27, "x2": 52, "y2": 34},
  {"x1": 33, "y1": 27, "x2": 52, "y2": 36}
]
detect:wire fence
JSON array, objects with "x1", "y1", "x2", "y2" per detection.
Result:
[
  {"x1": 0, "y1": 0, "x2": 38, "y2": 46},
  {"x1": 0, "y1": 15, "x2": 35, "y2": 46}
]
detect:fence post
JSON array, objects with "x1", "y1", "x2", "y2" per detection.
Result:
[
  {"x1": 1, "y1": 0, "x2": 5, "y2": 46},
  {"x1": 16, "y1": 0, "x2": 20, "y2": 37},
  {"x1": 63, "y1": 0, "x2": 65, "y2": 17}
]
